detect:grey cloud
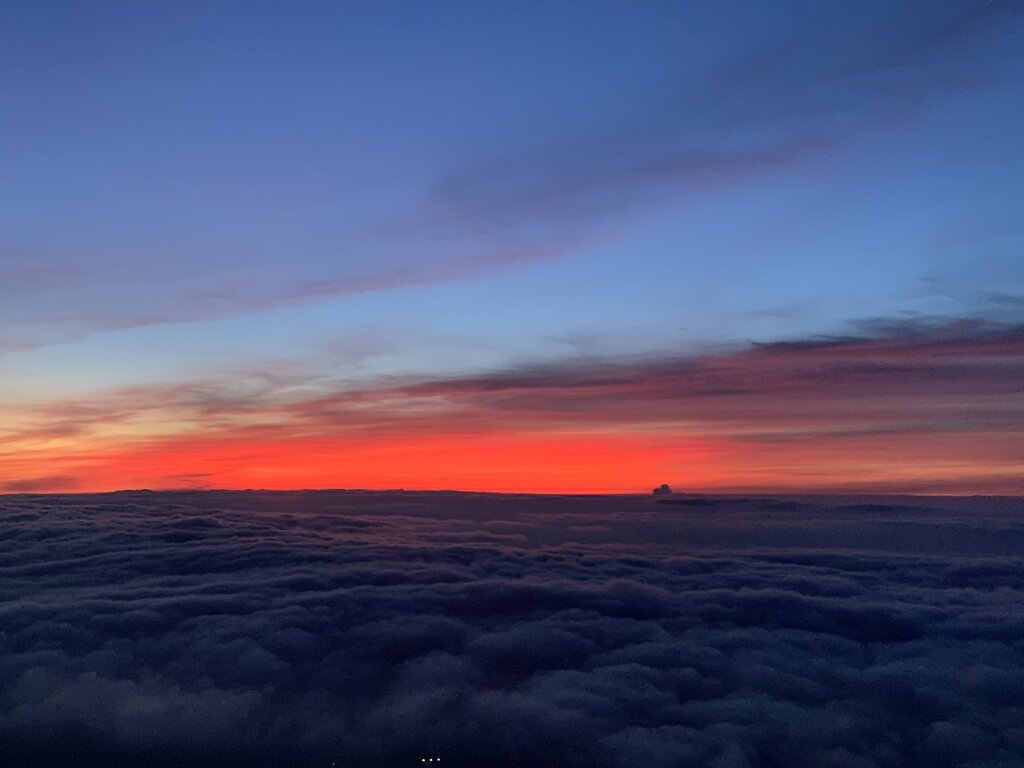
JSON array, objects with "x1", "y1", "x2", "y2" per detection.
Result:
[
  {"x1": 2, "y1": 491, "x2": 1024, "y2": 766},
  {"x1": 2, "y1": 474, "x2": 80, "y2": 492}
]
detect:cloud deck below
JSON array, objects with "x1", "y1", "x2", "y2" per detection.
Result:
[{"x1": 1, "y1": 490, "x2": 1022, "y2": 767}]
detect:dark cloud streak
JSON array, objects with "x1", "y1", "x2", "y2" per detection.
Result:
[
  {"x1": 4, "y1": 316, "x2": 1021, "y2": 494},
  {"x1": 425, "y1": 0, "x2": 1023, "y2": 236},
  {"x1": 2, "y1": 474, "x2": 81, "y2": 492}
]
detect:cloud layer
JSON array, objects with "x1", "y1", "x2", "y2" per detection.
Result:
[
  {"x1": 3, "y1": 317, "x2": 1022, "y2": 494},
  {"x1": 2, "y1": 491, "x2": 1024, "y2": 767}
]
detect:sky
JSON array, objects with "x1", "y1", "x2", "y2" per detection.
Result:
[{"x1": 2, "y1": 0, "x2": 1023, "y2": 494}]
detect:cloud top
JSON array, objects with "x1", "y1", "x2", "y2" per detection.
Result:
[{"x1": 2, "y1": 491, "x2": 1023, "y2": 767}]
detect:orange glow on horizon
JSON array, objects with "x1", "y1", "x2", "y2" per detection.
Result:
[
  {"x1": 2, "y1": 430, "x2": 737, "y2": 494},
  {"x1": 4, "y1": 320, "x2": 1021, "y2": 496},
  {"x1": 4, "y1": 427, "x2": 1021, "y2": 495}
]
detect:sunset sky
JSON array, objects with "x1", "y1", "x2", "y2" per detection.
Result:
[{"x1": 2, "y1": 0, "x2": 1023, "y2": 494}]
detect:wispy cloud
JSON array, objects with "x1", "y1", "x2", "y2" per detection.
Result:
[
  {"x1": 422, "y1": 0, "x2": 1022, "y2": 237},
  {"x1": 4, "y1": 1, "x2": 1019, "y2": 352},
  {"x1": 3, "y1": 315, "x2": 1021, "y2": 493}
]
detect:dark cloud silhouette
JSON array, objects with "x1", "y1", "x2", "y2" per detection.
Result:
[
  {"x1": 13, "y1": 316, "x2": 1023, "y2": 438},
  {"x1": 2, "y1": 490, "x2": 1023, "y2": 766},
  {"x1": 2, "y1": 474, "x2": 80, "y2": 492}
]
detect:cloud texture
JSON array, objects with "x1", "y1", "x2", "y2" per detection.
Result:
[{"x1": 2, "y1": 491, "x2": 1024, "y2": 767}]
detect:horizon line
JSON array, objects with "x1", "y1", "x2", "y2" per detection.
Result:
[{"x1": 2, "y1": 486, "x2": 1020, "y2": 499}]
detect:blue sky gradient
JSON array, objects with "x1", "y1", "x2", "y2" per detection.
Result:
[{"x1": 2, "y1": 0, "x2": 1023, "y2": 492}]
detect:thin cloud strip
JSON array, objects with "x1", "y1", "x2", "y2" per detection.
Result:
[{"x1": 3, "y1": 316, "x2": 1021, "y2": 494}]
